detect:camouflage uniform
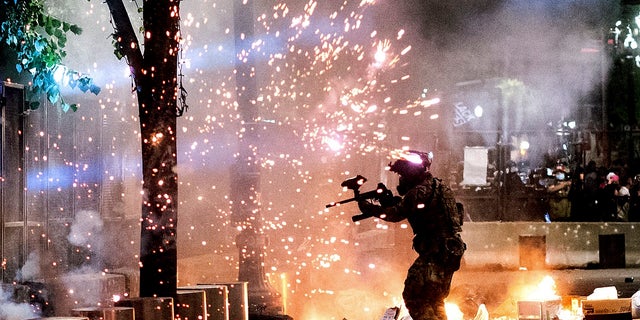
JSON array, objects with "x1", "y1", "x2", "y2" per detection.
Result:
[
  {"x1": 402, "y1": 255, "x2": 452, "y2": 320},
  {"x1": 359, "y1": 172, "x2": 465, "y2": 320}
]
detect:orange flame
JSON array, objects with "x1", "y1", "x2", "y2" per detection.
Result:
[{"x1": 525, "y1": 275, "x2": 560, "y2": 301}]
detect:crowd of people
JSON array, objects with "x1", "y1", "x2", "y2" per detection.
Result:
[
  {"x1": 545, "y1": 160, "x2": 640, "y2": 222},
  {"x1": 456, "y1": 157, "x2": 640, "y2": 222}
]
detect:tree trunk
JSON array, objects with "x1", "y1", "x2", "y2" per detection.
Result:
[{"x1": 105, "y1": 0, "x2": 180, "y2": 298}]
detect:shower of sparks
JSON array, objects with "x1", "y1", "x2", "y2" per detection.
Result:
[
  {"x1": 176, "y1": 1, "x2": 429, "y2": 316},
  {"x1": 26, "y1": 0, "x2": 445, "y2": 318},
  {"x1": 236, "y1": 0, "x2": 419, "y2": 314}
]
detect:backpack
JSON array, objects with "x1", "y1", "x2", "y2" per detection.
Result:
[
  {"x1": 428, "y1": 178, "x2": 464, "y2": 232},
  {"x1": 430, "y1": 178, "x2": 466, "y2": 270}
]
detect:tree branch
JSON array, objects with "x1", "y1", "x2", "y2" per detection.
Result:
[{"x1": 105, "y1": 0, "x2": 144, "y2": 89}]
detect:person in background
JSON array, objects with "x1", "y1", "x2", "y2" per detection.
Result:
[
  {"x1": 582, "y1": 161, "x2": 600, "y2": 221},
  {"x1": 600, "y1": 172, "x2": 621, "y2": 221},
  {"x1": 546, "y1": 167, "x2": 572, "y2": 221},
  {"x1": 629, "y1": 174, "x2": 640, "y2": 222},
  {"x1": 616, "y1": 175, "x2": 631, "y2": 221}
]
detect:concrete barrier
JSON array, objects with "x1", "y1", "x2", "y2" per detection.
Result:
[
  {"x1": 115, "y1": 297, "x2": 174, "y2": 320},
  {"x1": 175, "y1": 289, "x2": 206, "y2": 320},
  {"x1": 460, "y1": 222, "x2": 640, "y2": 269},
  {"x1": 179, "y1": 285, "x2": 229, "y2": 320},
  {"x1": 214, "y1": 282, "x2": 248, "y2": 320}
]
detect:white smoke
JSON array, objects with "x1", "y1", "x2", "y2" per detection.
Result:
[
  {"x1": 60, "y1": 265, "x2": 106, "y2": 308},
  {"x1": 16, "y1": 251, "x2": 41, "y2": 282},
  {"x1": 0, "y1": 285, "x2": 39, "y2": 320},
  {"x1": 55, "y1": 210, "x2": 113, "y2": 313},
  {"x1": 67, "y1": 209, "x2": 104, "y2": 247},
  {"x1": 67, "y1": 209, "x2": 105, "y2": 269}
]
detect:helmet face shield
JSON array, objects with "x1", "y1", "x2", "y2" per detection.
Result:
[
  {"x1": 388, "y1": 150, "x2": 432, "y2": 177},
  {"x1": 388, "y1": 159, "x2": 424, "y2": 177}
]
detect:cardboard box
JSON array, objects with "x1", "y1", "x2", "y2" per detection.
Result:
[
  {"x1": 518, "y1": 300, "x2": 561, "y2": 320},
  {"x1": 582, "y1": 299, "x2": 632, "y2": 315},
  {"x1": 582, "y1": 299, "x2": 632, "y2": 320}
]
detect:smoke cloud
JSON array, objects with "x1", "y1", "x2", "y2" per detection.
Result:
[
  {"x1": 16, "y1": 251, "x2": 41, "y2": 282},
  {"x1": 67, "y1": 209, "x2": 105, "y2": 267},
  {"x1": 68, "y1": 210, "x2": 104, "y2": 247},
  {"x1": 0, "y1": 285, "x2": 39, "y2": 320}
]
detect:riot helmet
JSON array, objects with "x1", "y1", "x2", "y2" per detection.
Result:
[{"x1": 388, "y1": 150, "x2": 432, "y2": 195}]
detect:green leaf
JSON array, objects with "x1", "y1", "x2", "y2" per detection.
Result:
[
  {"x1": 114, "y1": 48, "x2": 124, "y2": 60},
  {"x1": 44, "y1": 17, "x2": 53, "y2": 33},
  {"x1": 57, "y1": 33, "x2": 67, "y2": 46},
  {"x1": 79, "y1": 81, "x2": 89, "y2": 92},
  {"x1": 34, "y1": 39, "x2": 45, "y2": 52},
  {"x1": 50, "y1": 18, "x2": 61, "y2": 28},
  {"x1": 69, "y1": 25, "x2": 82, "y2": 34},
  {"x1": 2, "y1": 1, "x2": 97, "y2": 112},
  {"x1": 68, "y1": 77, "x2": 77, "y2": 89},
  {"x1": 47, "y1": 91, "x2": 59, "y2": 104},
  {"x1": 33, "y1": 75, "x2": 43, "y2": 88},
  {"x1": 90, "y1": 84, "x2": 101, "y2": 95}
]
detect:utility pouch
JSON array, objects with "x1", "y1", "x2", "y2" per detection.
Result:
[{"x1": 443, "y1": 234, "x2": 466, "y2": 271}]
